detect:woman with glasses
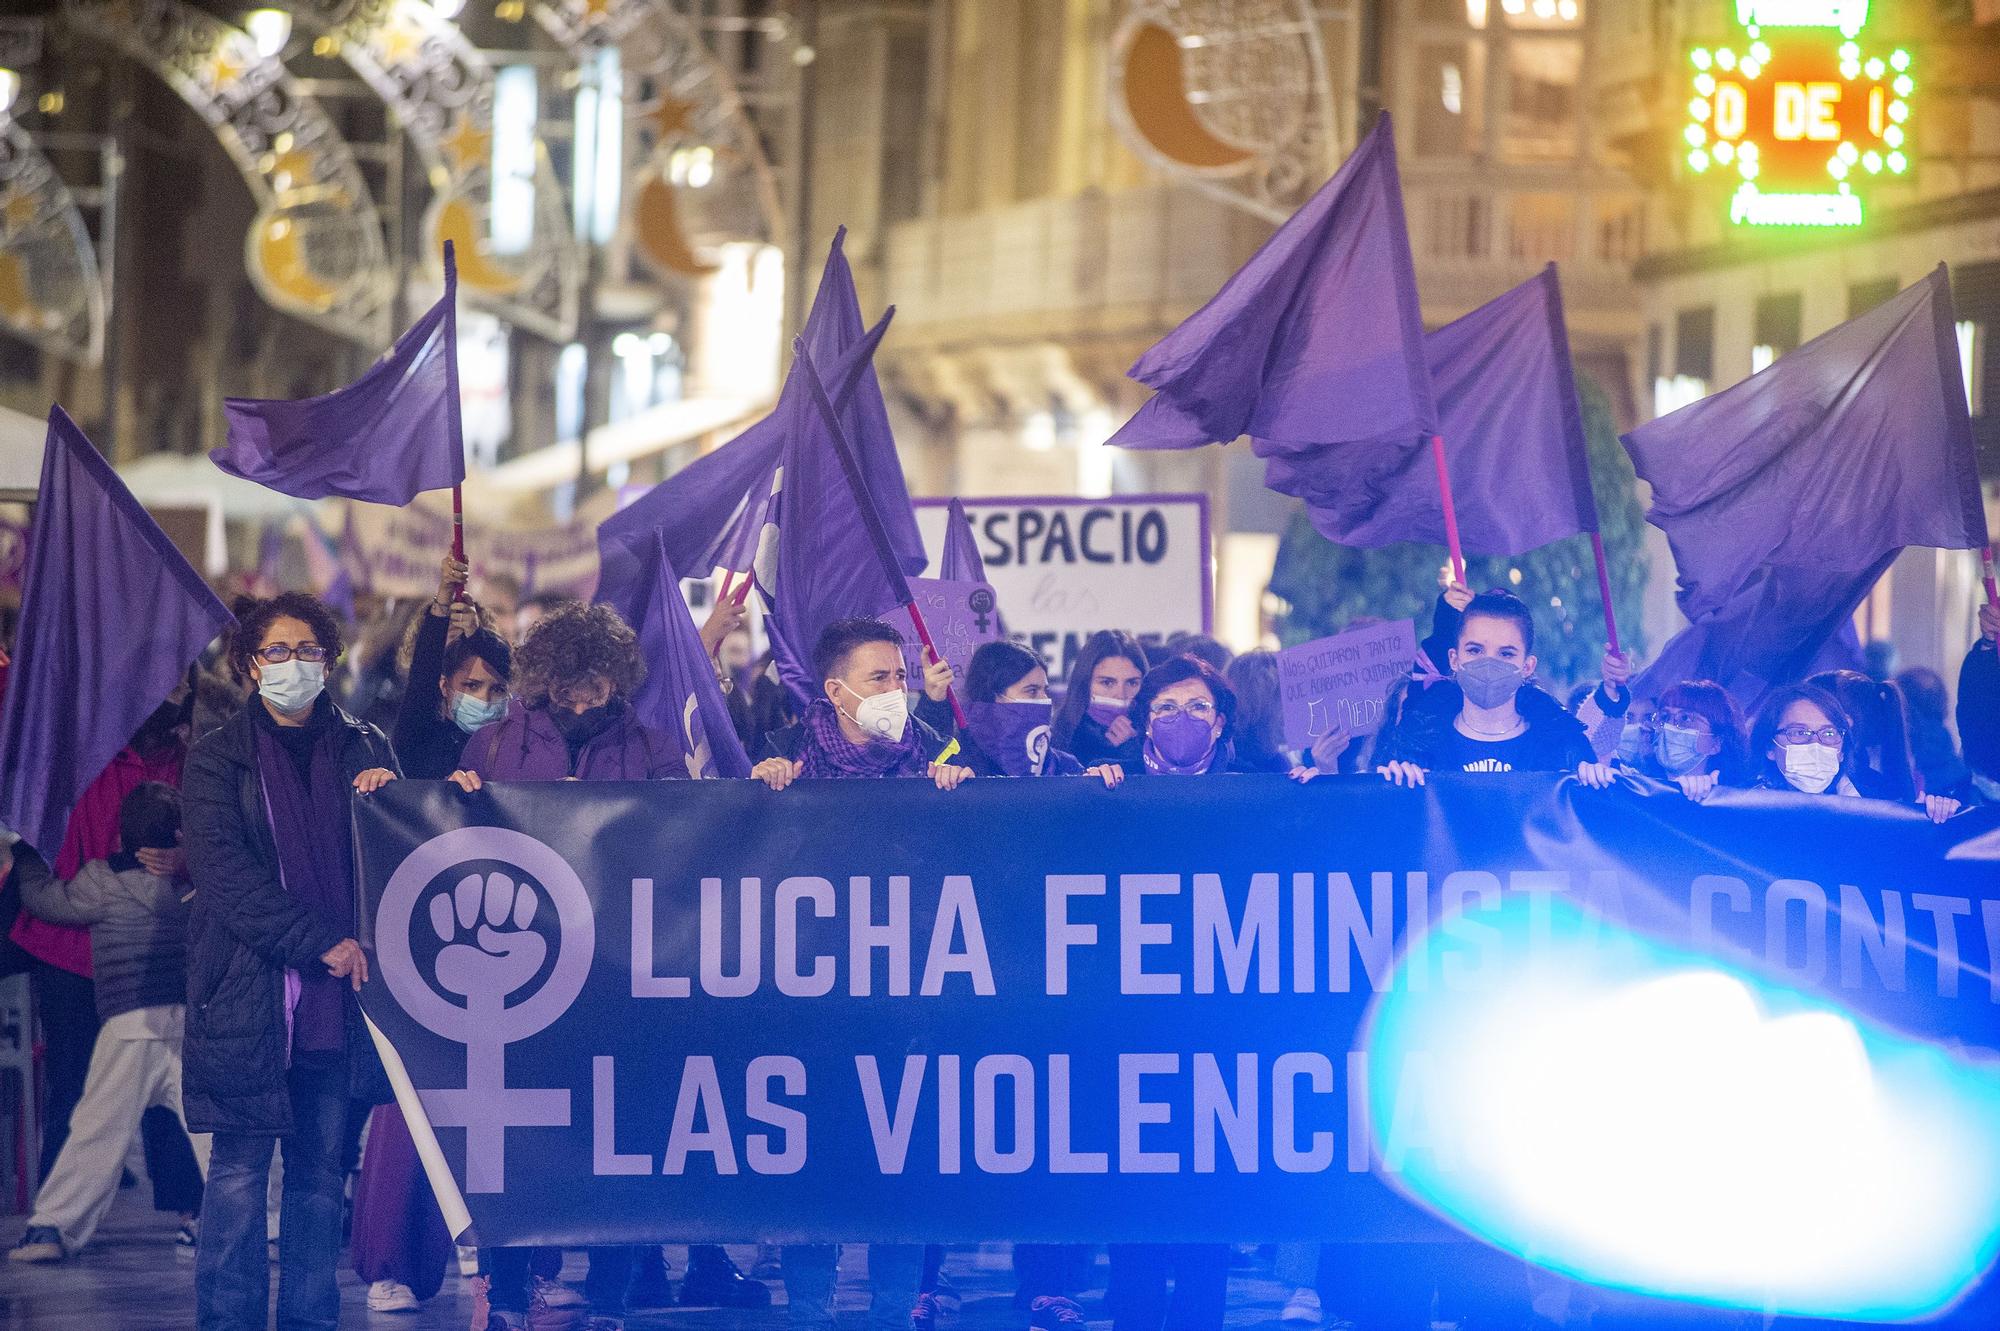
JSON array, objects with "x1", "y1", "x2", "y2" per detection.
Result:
[
  {"x1": 1748, "y1": 682, "x2": 1960, "y2": 822},
  {"x1": 1105, "y1": 652, "x2": 1239, "y2": 1331},
  {"x1": 181, "y1": 592, "x2": 400, "y2": 1331},
  {"x1": 1050, "y1": 631, "x2": 1149, "y2": 774},
  {"x1": 1615, "y1": 680, "x2": 1747, "y2": 803},
  {"x1": 956, "y1": 641, "x2": 1123, "y2": 785}
]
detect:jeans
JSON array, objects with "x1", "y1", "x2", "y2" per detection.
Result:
[
  {"x1": 196, "y1": 1052, "x2": 348, "y2": 1331},
  {"x1": 1106, "y1": 1244, "x2": 1230, "y2": 1331}
]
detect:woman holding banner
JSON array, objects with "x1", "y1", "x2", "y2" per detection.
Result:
[
  {"x1": 1748, "y1": 683, "x2": 1961, "y2": 822},
  {"x1": 1050, "y1": 631, "x2": 1148, "y2": 774},
  {"x1": 180, "y1": 592, "x2": 400, "y2": 1331},
  {"x1": 1102, "y1": 653, "x2": 1241, "y2": 1331},
  {"x1": 957, "y1": 641, "x2": 1122, "y2": 786},
  {"x1": 1375, "y1": 590, "x2": 1601, "y2": 786}
]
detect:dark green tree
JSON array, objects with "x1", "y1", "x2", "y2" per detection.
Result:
[{"x1": 1268, "y1": 368, "x2": 1650, "y2": 691}]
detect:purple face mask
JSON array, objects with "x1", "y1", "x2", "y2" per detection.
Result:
[
  {"x1": 1144, "y1": 710, "x2": 1218, "y2": 775},
  {"x1": 968, "y1": 699, "x2": 1053, "y2": 776},
  {"x1": 1086, "y1": 696, "x2": 1128, "y2": 728}
]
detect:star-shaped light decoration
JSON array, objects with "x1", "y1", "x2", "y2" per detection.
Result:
[
  {"x1": 374, "y1": 14, "x2": 425, "y2": 66},
  {"x1": 580, "y1": 0, "x2": 617, "y2": 19},
  {"x1": 650, "y1": 94, "x2": 697, "y2": 144},
  {"x1": 0, "y1": 190, "x2": 38, "y2": 236},
  {"x1": 205, "y1": 44, "x2": 246, "y2": 90},
  {"x1": 440, "y1": 113, "x2": 492, "y2": 176}
]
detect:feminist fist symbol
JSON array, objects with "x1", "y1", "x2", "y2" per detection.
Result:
[{"x1": 430, "y1": 872, "x2": 547, "y2": 1003}]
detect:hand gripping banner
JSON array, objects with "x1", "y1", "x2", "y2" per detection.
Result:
[{"x1": 354, "y1": 775, "x2": 2000, "y2": 1324}]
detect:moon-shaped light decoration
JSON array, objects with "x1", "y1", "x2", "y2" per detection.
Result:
[
  {"x1": 0, "y1": 114, "x2": 105, "y2": 364},
  {"x1": 66, "y1": 0, "x2": 392, "y2": 344},
  {"x1": 1109, "y1": 0, "x2": 1342, "y2": 222}
]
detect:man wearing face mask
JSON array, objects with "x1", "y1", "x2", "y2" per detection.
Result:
[
  {"x1": 1378, "y1": 590, "x2": 1599, "y2": 786},
  {"x1": 752, "y1": 618, "x2": 974, "y2": 791},
  {"x1": 748, "y1": 619, "x2": 971, "y2": 1331},
  {"x1": 181, "y1": 592, "x2": 401, "y2": 1331}
]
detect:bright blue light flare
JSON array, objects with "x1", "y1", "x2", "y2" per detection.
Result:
[{"x1": 1362, "y1": 895, "x2": 2000, "y2": 1322}]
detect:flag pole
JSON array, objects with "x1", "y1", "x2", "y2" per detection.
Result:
[
  {"x1": 1589, "y1": 531, "x2": 1621, "y2": 655},
  {"x1": 442, "y1": 240, "x2": 467, "y2": 603},
  {"x1": 1429, "y1": 434, "x2": 1467, "y2": 585},
  {"x1": 795, "y1": 333, "x2": 970, "y2": 729}
]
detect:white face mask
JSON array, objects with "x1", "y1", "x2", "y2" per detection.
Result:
[
  {"x1": 258, "y1": 659, "x2": 325, "y2": 715},
  {"x1": 1781, "y1": 741, "x2": 1841, "y2": 794},
  {"x1": 837, "y1": 681, "x2": 909, "y2": 744}
]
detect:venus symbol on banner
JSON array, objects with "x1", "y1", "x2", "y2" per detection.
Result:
[{"x1": 375, "y1": 827, "x2": 596, "y2": 1192}]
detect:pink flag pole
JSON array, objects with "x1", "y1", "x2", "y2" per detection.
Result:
[
  {"x1": 1983, "y1": 545, "x2": 1999, "y2": 608},
  {"x1": 904, "y1": 599, "x2": 968, "y2": 730},
  {"x1": 1428, "y1": 434, "x2": 1467, "y2": 586},
  {"x1": 1589, "y1": 531, "x2": 1622, "y2": 656},
  {"x1": 718, "y1": 570, "x2": 736, "y2": 605},
  {"x1": 449, "y1": 484, "x2": 466, "y2": 603}
]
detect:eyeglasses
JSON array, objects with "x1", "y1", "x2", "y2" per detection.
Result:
[
  {"x1": 1150, "y1": 699, "x2": 1216, "y2": 721},
  {"x1": 1656, "y1": 709, "x2": 1714, "y2": 735},
  {"x1": 254, "y1": 643, "x2": 328, "y2": 664},
  {"x1": 1775, "y1": 724, "x2": 1843, "y2": 747}
]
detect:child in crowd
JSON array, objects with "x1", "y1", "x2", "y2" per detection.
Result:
[{"x1": 10, "y1": 783, "x2": 207, "y2": 1265}]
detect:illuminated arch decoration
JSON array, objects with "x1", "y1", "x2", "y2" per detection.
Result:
[
  {"x1": 534, "y1": 0, "x2": 783, "y2": 280},
  {"x1": 292, "y1": 0, "x2": 580, "y2": 340},
  {"x1": 0, "y1": 108, "x2": 106, "y2": 364},
  {"x1": 1108, "y1": 0, "x2": 1342, "y2": 223},
  {"x1": 1683, "y1": 0, "x2": 1913, "y2": 228},
  {"x1": 65, "y1": 0, "x2": 390, "y2": 343}
]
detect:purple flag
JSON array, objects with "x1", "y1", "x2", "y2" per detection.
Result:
[
  {"x1": 755, "y1": 313, "x2": 912, "y2": 703},
  {"x1": 215, "y1": 245, "x2": 466, "y2": 505},
  {"x1": 595, "y1": 227, "x2": 925, "y2": 608},
  {"x1": 939, "y1": 498, "x2": 988, "y2": 583},
  {"x1": 1107, "y1": 112, "x2": 1436, "y2": 455},
  {"x1": 1627, "y1": 266, "x2": 1985, "y2": 699},
  {"x1": 0, "y1": 407, "x2": 234, "y2": 853},
  {"x1": 599, "y1": 531, "x2": 752, "y2": 779},
  {"x1": 1266, "y1": 264, "x2": 1598, "y2": 554}
]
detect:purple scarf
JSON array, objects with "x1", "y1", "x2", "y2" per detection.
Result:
[
  {"x1": 255, "y1": 720, "x2": 353, "y2": 1054},
  {"x1": 797, "y1": 698, "x2": 928, "y2": 779}
]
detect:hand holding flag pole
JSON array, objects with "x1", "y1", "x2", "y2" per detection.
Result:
[{"x1": 795, "y1": 334, "x2": 969, "y2": 729}]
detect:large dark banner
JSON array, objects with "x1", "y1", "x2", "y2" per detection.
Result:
[{"x1": 356, "y1": 775, "x2": 2000, "y2": 1323}]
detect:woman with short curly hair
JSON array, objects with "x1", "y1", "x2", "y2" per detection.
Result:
[{"x1": 450, "y1": 600, "x2": 679, "y2": 783}]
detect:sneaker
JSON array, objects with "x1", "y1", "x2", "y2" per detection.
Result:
[
  {"x1": 751, "y1": 1243, "x2": 783, "y2": 1280},
  {"x1": 367, "y1": 1280, "x2": 422, "y2": 1312},
  {"x1": 175, "y1": 1219, "x2": 199, "y2": 1250},
  {"x1": 1282, "y1": 1288, "x2": 1323, "y2": 1326},
  {"x1": 625, "y1": 1251, "x2": 674, "y2": 1310},
  {"x1": 1028, "y1": 1295, "x2": 1087, "y2": 1330},
  {"x1": 929, "y1": 1270, "x2": 963, "y2": 1321},
  {"x1": 525, "y1": 1278, "x2": 589, "y2": 1331},
  {"x1": 912, "y1": 1291, "x2": 942, "y2": 1331},
  {"x1": 679, "y1": 1251, "x2": 772, "y2": 1308},
  {"x1": 458, "y1": 1244, "x2": 481, "y2": 1277},
  {"x1": 8, "y1": 1227, "x2": 64, "y2": 1263}
]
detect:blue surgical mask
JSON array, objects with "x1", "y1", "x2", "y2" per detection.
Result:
[
  {"x1": 1655, "y1": 723, "x2": 1709, "y2": 775},
  {"x1": 452, "y1": 691, "x2": 507, "y2": 734},
  {"x1": 257, "y1": 659, "x2": 324, "y2": 715},
  {"x1": 1616, "y1": 722, "x2": 1651, "y2": 765}
]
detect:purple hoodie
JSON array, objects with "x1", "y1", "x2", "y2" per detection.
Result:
[{"x1": 459, "y1": 700, "x2": 687, "y2": 781}]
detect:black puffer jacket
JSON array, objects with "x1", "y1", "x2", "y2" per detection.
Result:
[
  {"x1": 1375, "y1": 676, "x2": 1593, "y2": 772},
  {"x1": 1959, "y1": 638, "x2": 1999, "y2": 783},
  {"x1": 181, "y1": 698, "x2": 398, "y2": 1135}
]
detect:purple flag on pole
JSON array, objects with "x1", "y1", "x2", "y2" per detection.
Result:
[
  {"x1": 1106, "y1": 111, "x2": 1435, "y2": 456},
  {"x1": 595, "y1": 227, "x2": 925, "y2": 607},
  {"x1": 939, "y1": 498, "x2": 988, "y2": 583},
  {"x1": 215, "y1": 245, "x2": 465, "y2": 505},
  {"x1": 755, "y1": 313, "x2": 911, "y2": 704},
  {"x1": 0, "y1": 407, "x2": 234, "y2": 853},
  {"x1": 599, "y1": 531, "x2": 753, "y2": 779},
  {"x1": 1265, "y1": 264, "x2": 1598, "y2": 554},
  {"x1": 1627, "y1": 265, "x2": 1986, "y2": 700}
]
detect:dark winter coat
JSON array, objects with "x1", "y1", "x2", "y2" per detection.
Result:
[
  {"x1": 1374, "y1": 677, "x2": 1594, "y2": 773},
  {"x1": 1958, "y1": 638, "x2": 1999, "y2": 784},
  {"x1": 16, "y1": 850, "x2": 188, "y2": 1022},
  {"x1": 181, "y1": 698, "x2": 399, "y2": 1135}
]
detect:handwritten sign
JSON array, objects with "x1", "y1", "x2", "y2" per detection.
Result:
[
  {"x1": 1277, "y1": 619, "x2": 1418, "y2": 748},
  {"x1": 913, "y1": 496, "x2": 1210, "y2": 684},
  {"x1": 888, "y1": 577, "x2": 1003, "y2": 687}
]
